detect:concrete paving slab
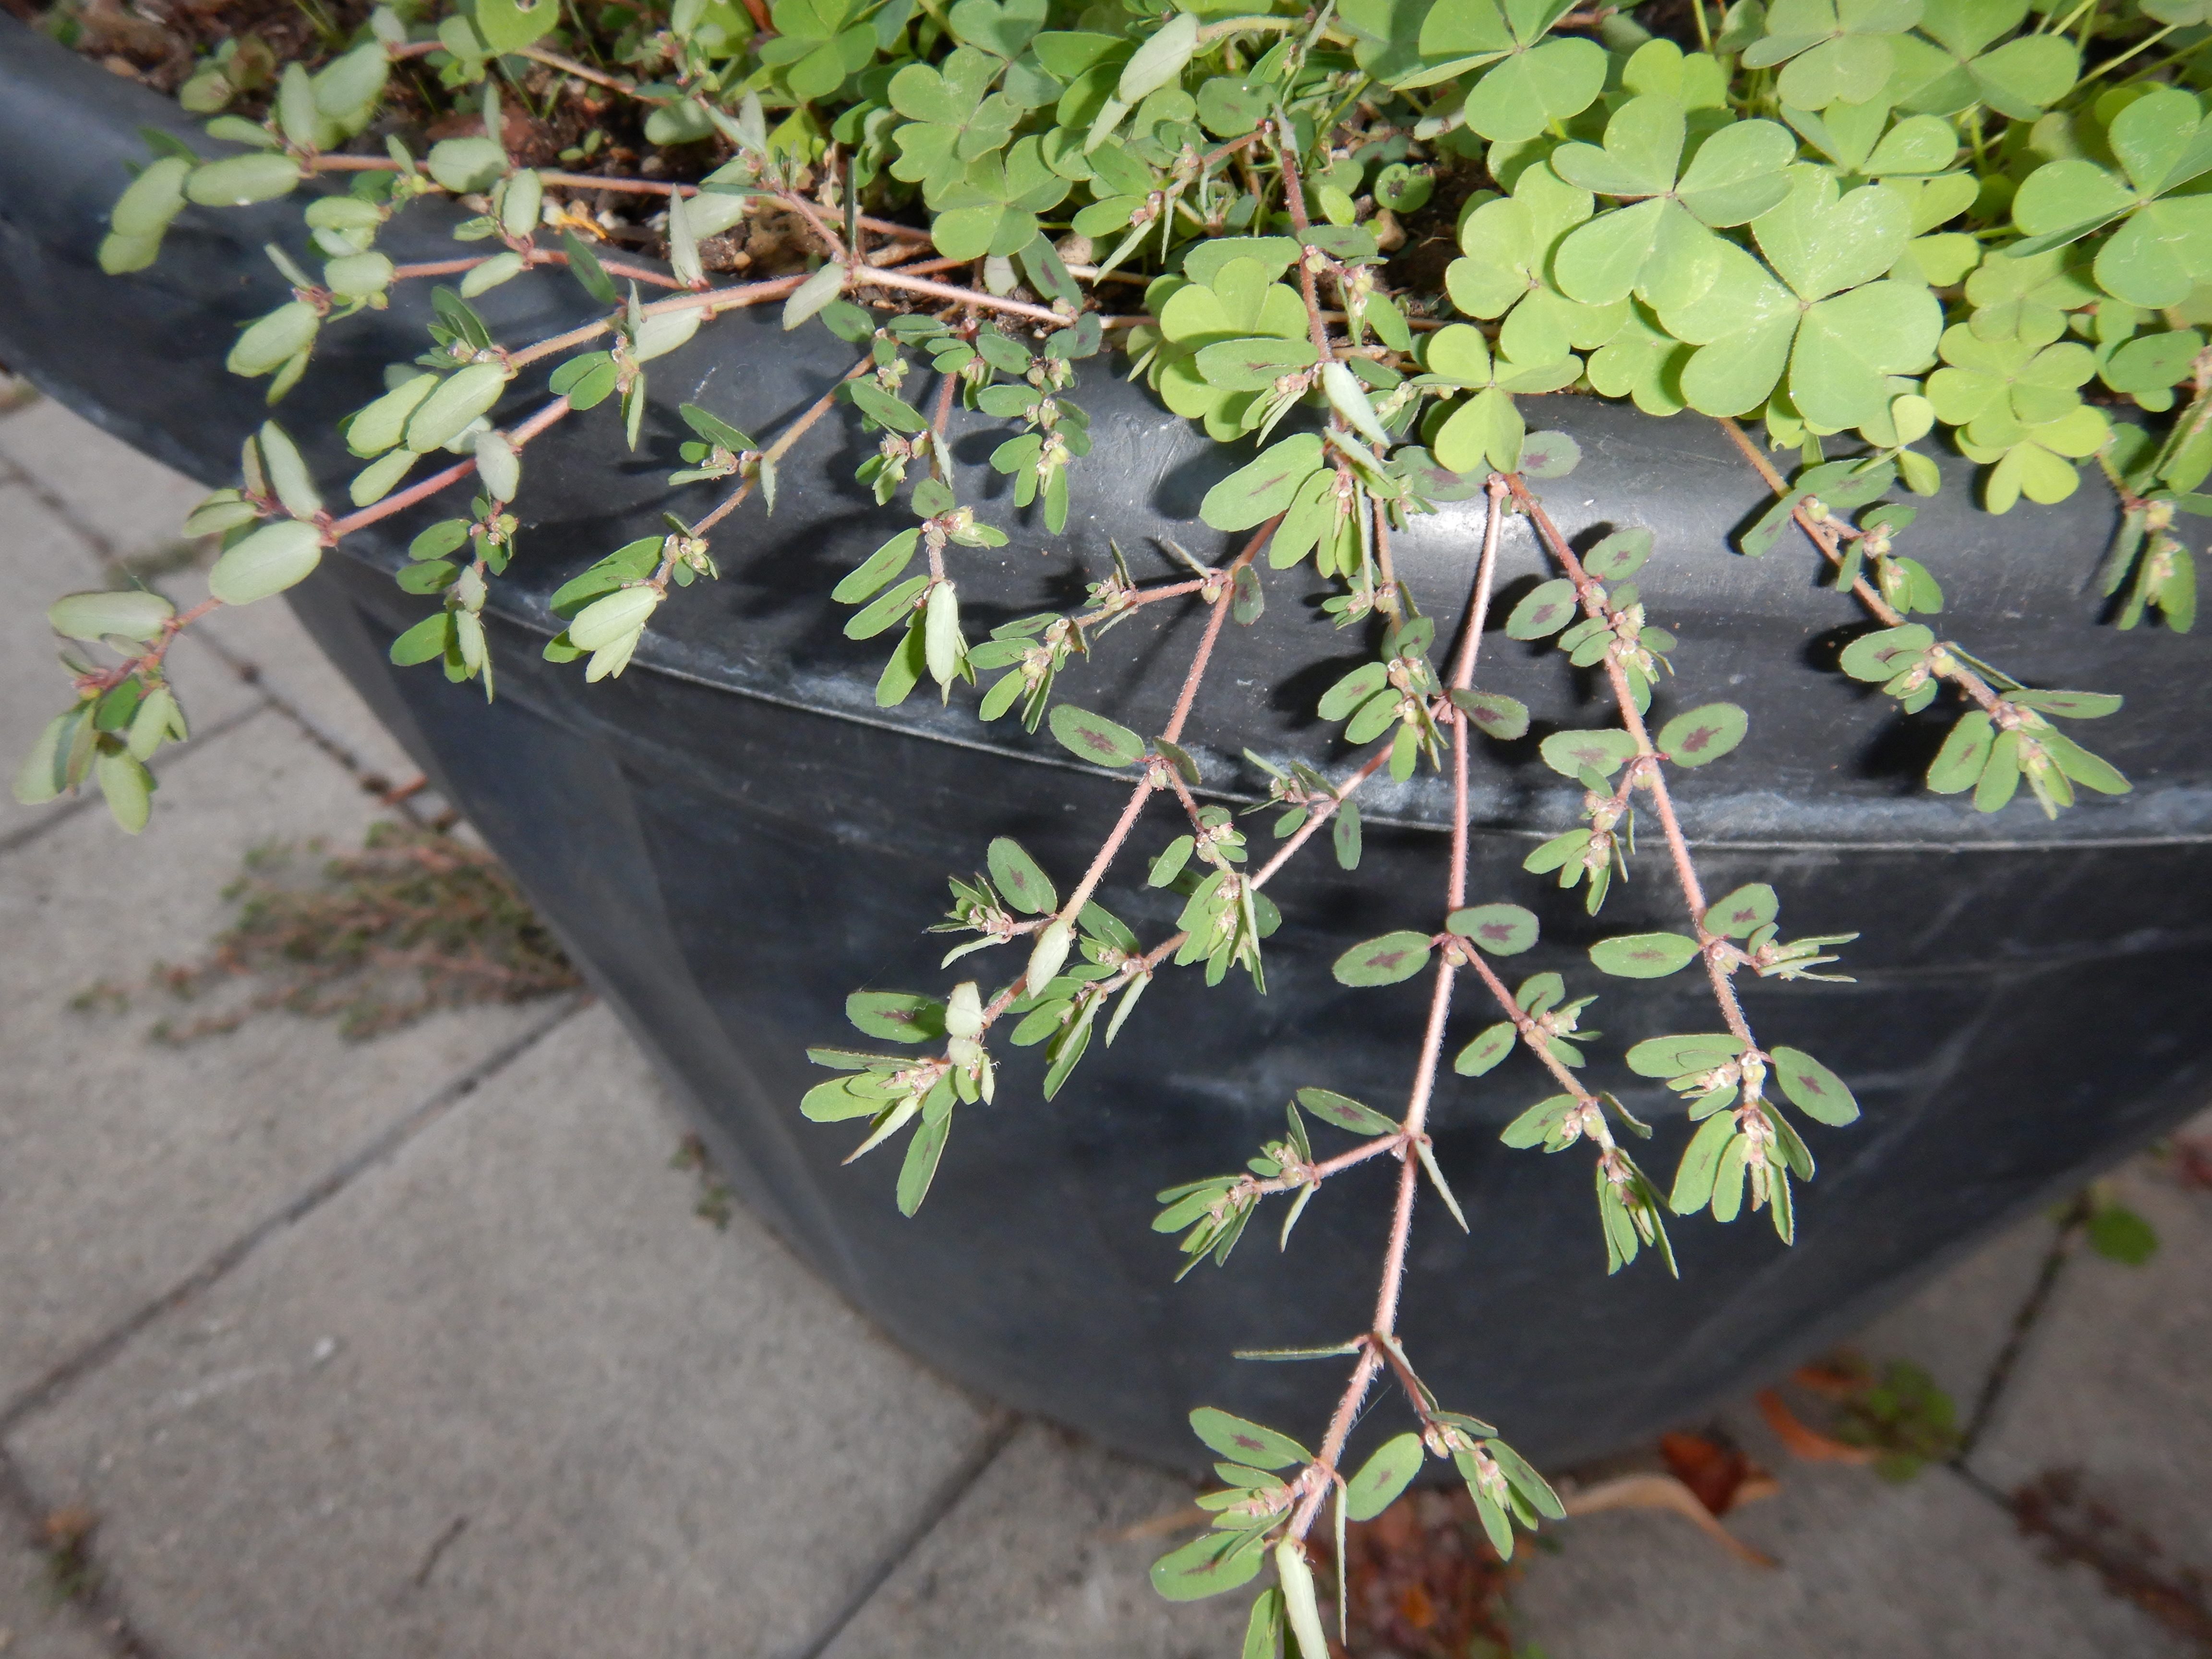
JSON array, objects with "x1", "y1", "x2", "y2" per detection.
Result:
[
  {"x1": 1515, "y1": 1452, "x2": 2193, "y2": 1659},
  {"x1": 0, "y1": 1503, "x2": 119, "y2": 1659},
  {"x1": 1846, "y1": 1206, "x2": 2063, "y2": 1431},
  {"x1": 0, "y1": 714, "x2": 553, "y2": 1408},
  {"x1": 1969, "y1": 1159, "x2": 2212, "y2": 1566},
  {"x1": 0, "y1": 399, "x2": 204, "y2": 569},
  {"x1": 187, "y1": 594, "x2": 423, "y2": 790},
  {"x1": 1509, "y1": 1185, "x2": 2209, "y2": 1659},
  {"x1": 819, "y1": 1422, "x2": 1247, "y2": 1659},
  {"x1": 5, "y1": 1005, "x2": 994, "y2": 1659}
]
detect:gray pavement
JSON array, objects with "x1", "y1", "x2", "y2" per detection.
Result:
[{"x1": 1, "y1": 390, "x2": 2207, "y2": 1658}]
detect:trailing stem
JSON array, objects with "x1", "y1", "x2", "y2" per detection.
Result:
[
  {"x1": 1714, "y1": 419, "x2": 2004, "y2": 719},
  {"x1": 1284, "y1": 476, "x2": 1515, "y2": 1543},
  {"x1": 1507, "y1": 475, "x2": 1759, "y2": 1049}
]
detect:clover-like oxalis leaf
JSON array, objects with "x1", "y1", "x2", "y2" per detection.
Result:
[
  {"x1": 1663, "y1": 170, "x2": 1940, "y2": 428},
  {"x1": 1551, "y1": 96, "x2": 1797, "y2": 307},
  {"x1": 2010, "y1": 88, "x2": 2212, "y2": 309}
]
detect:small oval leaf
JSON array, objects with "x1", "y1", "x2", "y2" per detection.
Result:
[
  {"x1": 987, "y1": 837, "x2": 1058, "y2": 915},
  {"x1": 1345, "y1": 1433, "x2": 1427, "y2": 1522},
  {"x1": 1446, "y1": 902, "x2": 1539, "y2": 956},
  {"x1": 1625, "y1": 1033, "x2": 1744, "y2": 1079},
  {"x1": 208, "y1": 519, "x2": 324, "y2": 605},
  {"x1": 1201, "y1": 433, "x2": 1326, "y2": 532},
  {"x1": 1517, "y1": 430, "x2": 1581, "y2": 479},
  {"x1": 2005, "y1": 688, "x2": 2122, "y2": 719},
  {"x1": 1702, "y1": 883, "x2": 1778, "y2": 939},
  {"x1": 1839, "y1": 624, "x2": 1934, "y2": 683},
  {"x1": 1451, "y1": 689, "x2": 1530, "y2": 741},
  {"x1": 1589, "y1": 932, "x2": 1701, "y2": 978},
  {"x1": 1500, "y1": 1093, "x2": 1578, "y2": 1149},
  {"x1": 1506, "y1": 577, "x2": 1580, "y2": 640},
  {"x1": 1657, "y1": 702, "x2": 1748, "y2": 767},
  {"x1": 47, "y1": 590, "x2": 174, "y2": 644},
  {"x1": 1333, "y1": 931, "x2": 1434, "y2": 987},
  {"x1": 1150, "y1": 1528, "x2": 1264, "y2": 1603},
  {"x1": 845, "y1": 991, "x2": 946, "y2": 1044},
  {"x1": 1582, "y1": 526, "x2": 1653, "y2": 580},
  {"x1": 1539, "y1": 728, "x2": 1638, "y2": 779},
  {"x1": 1295, "y1": 1087, "x2": 1397, "y2": 1135},
  {"x1": 1769, "y1": 1045, "x2": 1860, "y2": 1126},
  {"x1": 1190, "y1": 1407, "x2": 1310, "y2": 1470},
  {"x1": 1455, "y1": 1022, "x2": 1518, "y2": 1077},
  {"x1": 1048, "y1": 703, "x2": 1147, "y2": 768}
]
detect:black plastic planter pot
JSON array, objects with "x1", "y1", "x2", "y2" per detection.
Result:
[{"x1": 6, "y1": 22, "x2": 2212, "y2": 1476}]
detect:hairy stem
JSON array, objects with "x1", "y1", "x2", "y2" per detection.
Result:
[
  {"x1": 693, "y1": 357, "x2": 875, "y2": 536},
  {"x1": 1249, "y1": 745, "x2": 1393, "y2": 887},
  {"x1": 972, "y1": 518, "x2": 1278, "y2": 1037},
  {"x1": 328, "y1": 394, "x2": 572, "y2": 539},
  {"x1": 853, "y1": 265, "x2": 1071, "y2": 326},
  {"x1": 1714, "y1": 417, "x2": 2003, "y2": 718},
  {"x1": 518, "y1": 45, "x2": 637, "y2": 94},
  {"x1": 1288, "y1": 475, "x2": 1513, "y2": 1541},
  {"x1": 505, "y1": 271, "x2": 813, "y2": 369},
  {"x1": 1508, "y1": 475, "x2": 1758, "y2": 1049}
]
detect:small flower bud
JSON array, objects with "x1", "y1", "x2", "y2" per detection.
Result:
[{"x1": 1025, "y1": 918, "x2": 1072, "y2": 997}]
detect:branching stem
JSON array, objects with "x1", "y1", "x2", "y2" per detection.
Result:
[
  {"x1": 1507, "y1": 474, "x2": 1758, "y2": 1048},
  {"x1": 968, "y1": 518, "x2": 1279, "y2": 1038},
  {"x1": 328, "y1": 394, "x2": 573, "y2": 539},
  {"x1": 693, "y1": 357, "x2": 874, "y2": 536},
  {"x1": 1287, "y1": 475, "x2": 1512, "y2": 1542},
  {"x1": 1714, "y1": 417, "x2": 2003, "y2": 718}
]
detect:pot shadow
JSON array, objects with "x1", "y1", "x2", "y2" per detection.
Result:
[
  {"x1": 1144, "y1": 409, "x2": 1324, "y2": 522},
  {"x1": 1270, "y1": 648, "x2": 1374, "y2": 737},
  {"x1": 950, "y1": 425, "x2": 1017, "y2": 505},
  {"x1": 1801, "y1": 622, "x2": 1953, "y2": 787}
]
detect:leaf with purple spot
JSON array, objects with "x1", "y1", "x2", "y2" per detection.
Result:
[
  {"x1": 1295, "y1": 1087, "x2": 1398, "y2": 1134},
  {"x1": 987, "y1": 837, "x2": 1058, "y2": 915},
  {"x1": 1506, "y1": 577, "x2": 1581, "y2": 640},
  {"x1": 1582, "y1": 526, "x2": 1654, "y2": 580},
  {"x1": 1769, "y1": 1045, "x2": 1860, "y2": 1125},
  {"x1": 1150, "y1": 1528, "x2": 1267, "y2": 1602},
  {"x1": 1517, "y1": 430, "x2": 1582, "y2": 479},
  {"x1": 1189, "y1": 1406, "x2": 1310, "y2": 1469},
  {"x1": 1656, "y1": 701, "x2": 1748, "y2": 767},
  {"x1": 1838, "y1": 623, "x2": 1934, "y2": 683},
  {"x1": 1539, "y1": 728, "x2": 1638, "y2": 779},
  {"x1": 1048, "y1": 702, "x2": 1146, "y2": 768},
  {"x1": 1446, "y1": 902, "x2": 1540, "y2": 956},
  {"x1": 1588, "y1": 932, "x2": 1700, "y2": 978},
  {"x1": 1450, "y1": 689, "x2": 1531, "y2": 741},
  {"x1": 1455, "y1": 1022, "x2": 1518, "y2": 1076},
  {"x1": 1333, "y1": 930, "x2": 1435, "y2": 986},
  {"x1": 845, "y1": 990, "x2": 947, "y2": 1042},
  {"x1": 1701, "y1": 882, "x2": 1777, "y2": 939}
]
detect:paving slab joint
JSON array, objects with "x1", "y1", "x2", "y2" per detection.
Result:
[
  {"x1": 0, "y1": 702, "x2": 270, "y2": 862},
  {"x1": 0, "y1": 992, "x2": 593, "y2": 1438},
  {"x1": 177, "y1": 626, "x2": 448, "y2": 826},
  {"x1": 1953, "y1": 1195, "x2": 2090, "y2": 1467},
  {"x1": 781, "y1": 1410, "x2": 1026, "y2": 1659},
  {"x1": 0, "y1": 1444, "x2": 162, "y2": 1659}
]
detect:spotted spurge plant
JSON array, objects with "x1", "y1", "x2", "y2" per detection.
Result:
[{"x1": 20, "y1": 0, "x2": 2202, "y2": 1638}]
